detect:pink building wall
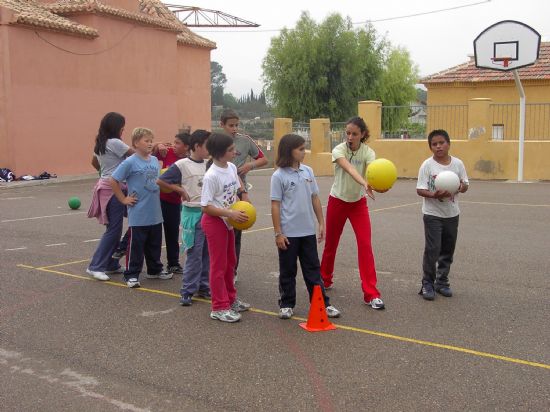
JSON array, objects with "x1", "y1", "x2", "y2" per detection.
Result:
[{"x1": 0, "y1": 8, "x2": 212, "y2": 176}]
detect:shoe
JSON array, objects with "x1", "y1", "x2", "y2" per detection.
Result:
[
  {"x1": 111, "y1": 250, "x2": 125, "y2": 260},
  {"x1": 86, "y1": 269, "x2": 109, "y2": 281},
  {"x1": 419, "y1": 284, "x2": 435, "y2": 300},
  {"x1": 210, "y1": 309, "x2": 241, "y2": 323},
  {"x1": 179, "y1": 295, "x2": 192, "y2": 306},
  {"x1": 167, "y1": 265, "x2": 184, "y2": 275},
  {"x1": 145, "y1": 270, "x2": 173, "y2": 280},
  {"x1": 435, "y1": 285, "x2": 453, "y2": 297},
  {"x1": 231, "y1": 298, "x2": 250, "y2": 312},
  {"x1": 197, "y1": 290, "x2": 211, "y2": 298},
  {"x1": 105, "y1": 267, "x2": 123, "y2": 275},
  {"x1": 126, "y1": 278, "x2": 140, "y2": 288},
  {"x1": 365, "y1": 297, "x2": 385, "y2": 310},
  {"x1": 279, "y1": 307, "x2": 294, "y2": 319},
  {"x1": 326, "y1": 305, "x2": 341, "y2": 318}
]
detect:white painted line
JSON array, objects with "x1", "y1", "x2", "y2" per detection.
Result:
[
  {"x1": 141, "y1": 308, "x2": 176, "y2": 317},
  {"x1": 83, "y1": 239, "x2": 100, "y2": 243},
  {"x1": 5, "y1": 247, "x2": 27, "y2": 251},
  {"x1": 0, "y1": 196, "x2": 35, "y2": 201},
  {"x1": 1, "y1": 211, "x2": 86, "y2": 223},
  {"x1": 45, "y1": 243, "x2": 67, "y2": 247}
]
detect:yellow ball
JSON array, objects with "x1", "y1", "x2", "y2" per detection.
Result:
[
  {"x1": 366, "y1": 158, "x2": 397, "y2": 191},
  {"x1": 159, "y1": 168, "x2": 173, "y2": 193},
  {"x1": 228, "y1": 201, "x2": 256, "y2": 231}
]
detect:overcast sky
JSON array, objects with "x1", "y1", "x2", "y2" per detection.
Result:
[{"x1": 168, "y1": 0, "x2": 550, "y2": 97}]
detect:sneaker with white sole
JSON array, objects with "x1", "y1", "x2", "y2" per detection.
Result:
[
  {"x1": 86, "y1": 269, "x2": 109, "y2": 281},
  {"x1": 326, "y1": 305, "x2": 341, "y2": 318},
  {"x1": 111, "y1": 250, "x2": 125, "y2": 260},
  {"x1": 231, "y1": 298, "x2": 250, "y2": 312},
  {"x1": 167, "y1": 265, "x2": 184, "y2": 275},
  {"x1": 365, "y1": 297, "x2": 385, "y2": 310},
  {"x1": 210, "y1": 310, "x2": 241, "y2": 323},
  {"x1": 126, "y1": 278, "x2": 141, "y2": 288},
  {"x1": 279, "y1": 307, "x2": 294, "y2": 319},
  {"x1": 145, "y1": 270, "x2": 173, "y2": 280}
]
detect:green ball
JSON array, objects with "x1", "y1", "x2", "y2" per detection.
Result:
[{"x1": 68, "y1": 197, "x2": 81, "y2": 210}]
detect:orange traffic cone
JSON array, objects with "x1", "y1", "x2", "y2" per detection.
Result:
[{"x1": 299, "y1": 285, "x2": 337, "y2": 332}]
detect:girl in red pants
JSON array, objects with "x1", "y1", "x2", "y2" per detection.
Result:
[
  {"x1": 200, "y1": 133, "x2": 251, "y2": 323},
  {"x1": 320, "y1": 117, "x2": 385, "y2": 310}
]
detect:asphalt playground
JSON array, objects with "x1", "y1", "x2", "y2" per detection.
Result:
[{"x1": 1, "y1": 172, "x2": 549, "y2": 411}]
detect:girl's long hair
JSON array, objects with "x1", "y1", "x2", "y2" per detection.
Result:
[{"x1": 94, "y1": 112, "x2": 126, "y2": 155}]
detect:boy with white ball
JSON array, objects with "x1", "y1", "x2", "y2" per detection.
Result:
[{"x1": 416, "y1": 129, "x2": 469, "y2": 300}]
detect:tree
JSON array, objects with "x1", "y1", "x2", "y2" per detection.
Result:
[
  {"x1": 262, "y1": 12, "x2": 417, "y2": 121},
  {"x1": 211, "y1": 61, "x2": 227, "y2": 106}
]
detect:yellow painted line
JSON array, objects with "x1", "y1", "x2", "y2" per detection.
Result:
[
  {"x1": 463, "y1": 201, "x2": 550, "y2": 208},
  {"x1": 17, "y1": 263, "x2": 550, "y2": 371},
  {"x1": 39, "y1": 259, "x2": 90, "y2": 269}
]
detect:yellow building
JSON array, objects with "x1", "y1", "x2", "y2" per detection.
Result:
[{"x1": 422, "y1": 42, "x2": 550, "y2": 141}]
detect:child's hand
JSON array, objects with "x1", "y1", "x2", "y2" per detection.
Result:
[
  {"x1": 177, "y1": 188, "x2": 190, "y2": 202},
  {"x1": 157, "y1": 143, "x2": 168, "y2": 157},
  {"x1": 433, "y1": 189, "x2": 451, "y2": 199},
  {"x1": 238, "y1": 163, "x2": 253, "y2": 175},
  {"x1": 458, "y1": 181, "x2": 468, "y2": 193},
  {"x1": 275, "y1": 234, "x2": 289, "y2": 250},
  {"x1": 123, "y1": 193, "x2": 138, "y2": 206},
  {"x1": 229, "y1": 210, "x2": 248, "y2": 223},
  {"x1": 317, "y1": 224, "x2": 325, "y2": 243}
]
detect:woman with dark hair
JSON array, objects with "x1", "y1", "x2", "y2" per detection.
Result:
[
  {"x1": 320, "y1": 116, "x2": 385, "y2": 310},
  {"x1": 87, "y1": 112, "x2": 134, "y2": 281}
]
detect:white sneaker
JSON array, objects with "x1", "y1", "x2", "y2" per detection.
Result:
[
  {"x1": 365, "y1": 297, "x2": 385, "y2": 310},
  {"x1": 326, "y1": 305, "x2": 341, "y2": 318},
  {"x1": 279, "y1": 307, "x2": 294, "y2": 319},
  {"x1": 86, "y1": 269, "x2": 109, "y2": 281},
  {"x1": 126, "y1": 278, "x2": 141, "y2": 288},
  {"x1": 231, "y1": 298, "x2": 250, "y2": 312},
  {"x1": 145, "y1": 270, "x2": 173, "y2": 280},
  {"x1": 210, "y1": 310, "x2": 241, "y2": 323}
]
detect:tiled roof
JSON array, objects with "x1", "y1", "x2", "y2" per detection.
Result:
[
  {"x1": 45, "y1": 0, "x2": 215, "y2": 48},
  {"x1": 422, "y1": 42, "x2": 550, "y2": 84},
  {"x1": 0, "y1": 0, "x2": 98, "y2": 37}
]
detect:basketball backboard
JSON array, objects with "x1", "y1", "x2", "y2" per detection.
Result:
[{"x1": 474, "y1": 20, "x2": 541, "y2": 71}]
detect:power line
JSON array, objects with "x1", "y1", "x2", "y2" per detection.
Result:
[{"x1": 194, "y1": 0, "x2": 491, "y2": 33}]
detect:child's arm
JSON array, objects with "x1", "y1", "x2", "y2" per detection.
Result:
[
  {"x1": 156, "y1": 179, "x2": 190, "y2": 202},
  {"x1": 238, "y1": 175, "x2": 250, "y2": 202},
  {"x1": 91, "y1": 156, "x2": 100, "y2": 171},
  {"x1": 335, "y1": 157, "x2": 375, "y2": 200},
  {"x1": 416, "y1": 188, "x2": 451, "y2": 199},
  {"x1": 202, "y1": 204, "x2": 248, "y2": 222},
  {"x1": 271, "y1": 200, "x2": 289, "y2": 250},
  {"x1": 109, "y1": 177, "x2": 137, "y2": 206},
  {"x1": 311, "y1": 193, "x2": 325, "y2": 243}
]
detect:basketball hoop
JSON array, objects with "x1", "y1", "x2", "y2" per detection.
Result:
[{"x1": 491, "y1": 57, "x2": 512, "y2": 68}]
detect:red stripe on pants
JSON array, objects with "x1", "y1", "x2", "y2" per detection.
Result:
[
  {"x1": 320, "y1": 195, "x2": 380, "y2": 301},
  {"x1": 201, "y1": 214, "x2": 237, "y2": 311}
]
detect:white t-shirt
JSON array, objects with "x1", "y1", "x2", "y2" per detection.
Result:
[
  {"x1": 416, "y1": 156, "x2": 469, "y2": 218},
  {"x1": 175, "y1": 158, "x2": 206, "y2": 208},
  {"x1": 200, "y1": 162, "x2": 241, "y2": 211}
]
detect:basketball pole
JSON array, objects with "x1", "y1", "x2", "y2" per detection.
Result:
[{"x1": 512, "y1": 69, "x2": 525, "y2": 182}]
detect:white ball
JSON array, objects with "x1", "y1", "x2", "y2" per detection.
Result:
[{"x1": 434, "y1": 171, "x2": 460, "y2": 193}]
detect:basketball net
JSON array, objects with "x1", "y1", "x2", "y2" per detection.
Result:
[{"x1": 491, "y1": 57, "x2": 511, "y2": 68}]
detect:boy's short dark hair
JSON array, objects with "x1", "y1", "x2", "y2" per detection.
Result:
[
  {"x1": 276, "y1": 134, "x2": 305, "y2": 168},
  {"x1": 428, "y1": 129, "x2": 450, "y2": 146},
  {"x1": 220, "y1": 108, "x2": 239, "y2": 124},
  {"x1": 189, "y1": 129, "x2": 210, "y2": 151},
  {"x1": 206, "y1": 133, "x2": 234, "y2": 160},
  {"x1": 175, "y1": 131, "x2": 190, "y2": 146}
]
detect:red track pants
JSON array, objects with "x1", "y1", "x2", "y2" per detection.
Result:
[{"x1": 320, "y1": 195, "x2": 381, "y2": 301}]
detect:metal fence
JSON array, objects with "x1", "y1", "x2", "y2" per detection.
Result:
[
  {"x1": 381, "y1": 105, "x2": 468, "y2": 140},
  {"x1": 491, "y1": 103, "x2": 550, "y2": 140},
  {"x1": 292, "y1": 122, "x2": 311, "y2": 149}
]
